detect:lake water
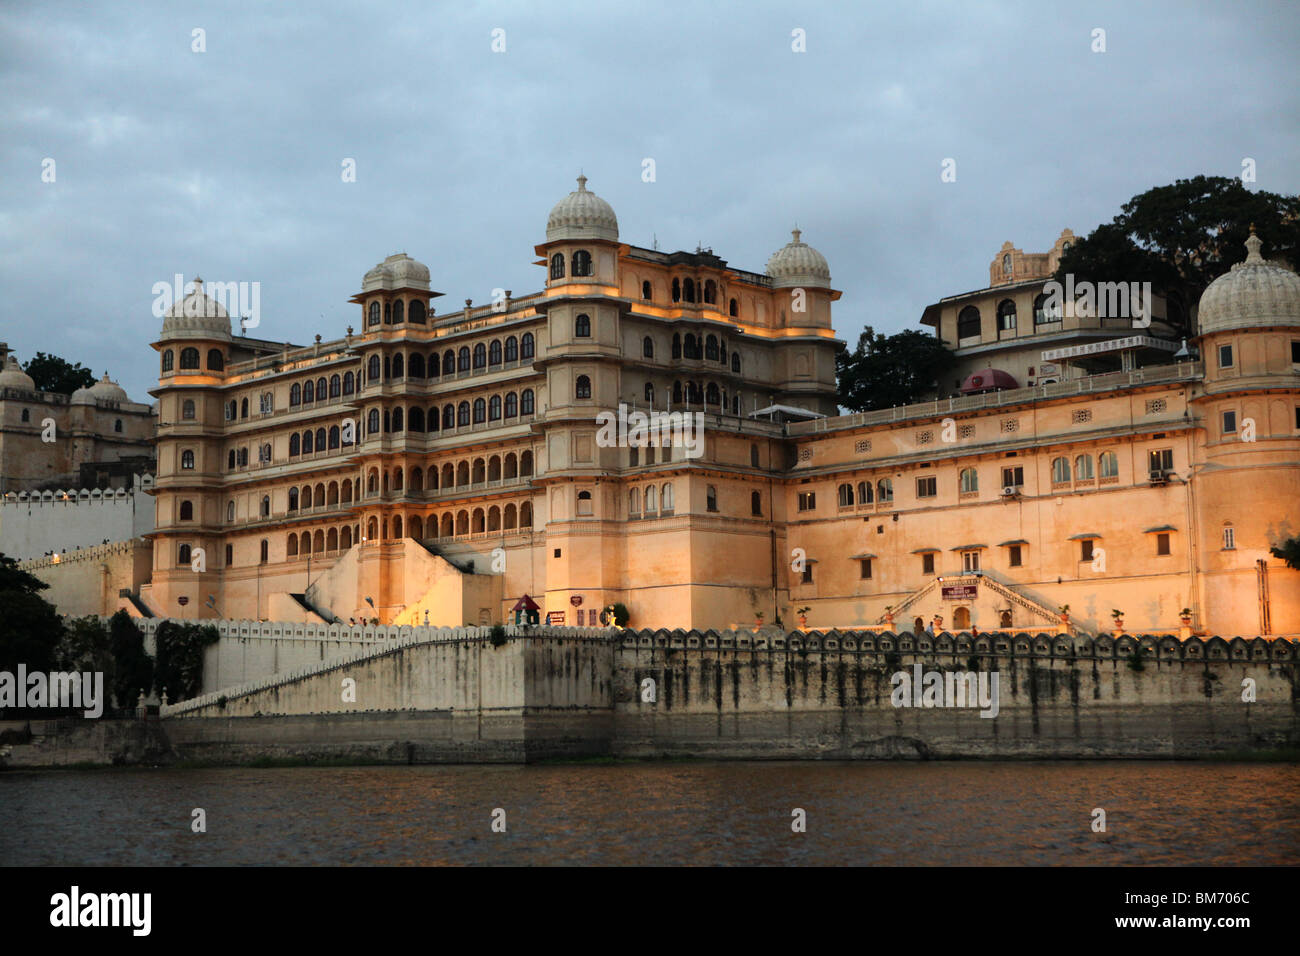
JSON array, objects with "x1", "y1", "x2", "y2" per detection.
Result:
[{"x1": 2, "y1": 761, "x2": 1297, "y2": 866}]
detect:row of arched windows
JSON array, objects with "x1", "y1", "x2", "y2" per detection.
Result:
[
  {"x1": 362, "y1": 335, "x2": 535, "y2": 385},
  {"x1": 639, "y1": 277, "x2": 740, "y2": 317},
  {"x1": 669, "y1": 333, "x2": 742, "y2": 372},
  {"x1": 627, "y1": 482, "x2": 675, "y2": 515},
  {"x1": 289, "y1": 425, "x2": 352, "y2": 456},
  {"x1": 366, "y1": 298, "x2": 429, "y2": 327},
  {"x1": 835, "y1": 480, "x2": 896, "y2": 507},
  {"x1": 550, "y1": 250, "x2": 593, "y2": 279},
  {"x1": 364, "y1": 452, "x2": 534, "y2": 495},
  {"x1": 360, "y1": 390, "x2": 538, "y2": 435},
  {"x1": 163, "y1": 348, "x2": 224, "y2": 373},
  {"x1": 290, "y1": 373, "x2": 355, "y2": 406}
]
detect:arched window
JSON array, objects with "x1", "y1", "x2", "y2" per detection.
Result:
[
  {"x1": 838, "y1": 483, "x2": 854, "y2": 507},
  {"x1": 960, "y1": 468, "x2": 979, "y2": 493},
  {"x1": 704, "y1": 280, "x2": 716, "y2": 304},
  {"x1": 473, "y1": 343, "x2": 486, "y2": 369},
  {"x1": 288, "y1": 433, "x2": 300, "y2": 456},
  {"x1": 427, "y1": 406, "x2": 439, "y2": 432},
  {"x1": 428, "y1": 353, "x2": 440, "y2": 378},
  {"x1": 364, "y1": 301, "x2": 378, "y2": 326},
  {"x1": 706, "y1": 335, "x2": 719, "y2": 360},
  {"x1": 644, "y1": 382, "x2": 654, "y2": 403},
  {"x1": 877, "y1": 478, "x2": 893, "y2": 502},
  {"x1": 672, "y1": 381, "x2": 683, "y2": 403},
  {"x1": 671, "y1": 278, "x2": 681, "y2": 302},
  {"x1": 520, "y1": 333, "x2": 535, "y2": 361},
  {"x1": 1002, "y1": 252, "x2": 1012, "y2": 275},
  {"x1": 473, "y1": 398, "x2": 486, "y2": 423},
  {"x1": 288, "y1": 487, "x2": 299, "y2": 510},
  {"x1": 458, "y1": 402, "x2": 470, "y2": 427},
  {"x1": 642, "y1": 280, "x2": 652, "y2": 300},
  {"x1": 684, "y1": 334, "x2": 698, "y2": 359},
  {"x1": 182, "y1": 399, "x2": 196, "y2": 420},
  {"x1": 177, "y1": 544, "x2": 191, "y2": 565},
  {"x1": 391, "y1": 355, "x2": 404, "y2": 380},
  {"x1": 629, "y1": 487, "x2": 641, "y2": 514},
  {"x1": 367, "y1": 355, "x2": 380, "y2": 382},
  {"x1": 489, "y1": 395, "x2": 502, "y2": 421},
  {"x1": 227, "y1": 500, "x2": 236, "y2": 522},
  {"x1": 383, "y1": 301, "x2": 391, "y2": 324},
  {"x1": 751, "y1": 490, "x2": 763, "y2": 515},
  {"x1": 303, "y1": 379, "x2": 314, "y2": 404},
  {"x1": 314, "y1": 427, "x2": 325, "y2": 451},
  {"x1": 521, "y1": 450, "x2": 533, "y2": 477},
  {"x1": 410, "y1": 300, "x2": 426, "y2": 323},
  {"x1": 645, "y1": 484, "x2": 657, "y2": 512},
  {"x1": 731, "y1": 353, "x2": 740, "y2": 373},
  {"x1": 1033, "y1": 292, "x2": 1060, "y2": 324},
  {"x1": 1099, "y1": 450, "x2": 1119, "y2": 478},
  {"x1": 458, "y1": 347, "x2": 470, "y2": 372},
  {"x1": 179, "y1": 500, "x2": 193, "y2": 520},
  {"x1": 409, "y1": 407, "x2": 424, "y2": 432},
  {"x1": 857, "y1": 480, "x2": 873, "y2": 504},
  {"x1": 114, "y1": 418, "x2": 122, "y2": 433},
  {"x1": 330, "y1": 374, "x2": 341, "y2": 398},
  {"x1": 1052, "y1": 457, "x2": 1071, "y2": 483},
  {"x1": 344, "y1": 371, "x2": 356, "y2": 395},
  {"x1": 672, "y1": 333, "x2": 682, "y2": 359},
  {"x1": 162, "y1": 350, "x2": 174, "y2": 372},
  {"x1": 504, "y1": 392, "x2": 518, "y2": 418},
  {"x1": 392, "y1": 300, "x2": 404, "y2": 324},
  {"x1": 520, "y1": 389, "x2": 535, "y2": 415},
  {"x1": 661, "y1": 482, "x2": 674, "y2": 511},
  {"x1": 443, "y1": 349, "x2": 456, "y2": 375},
  {"x1": 550, "y1": 252, "x2": 565, "y2": 279},
  {"x1": 504, "y1": 337, "x2": 518, "y2": 363},
  {"x1": 207, "y1": 349, "x2": 224, "y2": 371},
  {"x1": 489, "y1": 340, "x2": 502, "y2": 366},
  {"x1": 237, "y1": 447, "x2": 247, "y2": 467},
  {"x1": 367, "y1": 409, "x2": 379, "y2": 435},
  {"x1": 259, "y1": 442, "x2": 272, "y2": 464},
  {"x1": 181, "y1": 449, "x2": 195, "y2": 470},
  {"x1": 1075, "y1": 454, "x2": 1094, "y2": 480},
  {"x1": 957, "y1": 306, "x2": 981, "y2": 339},
  {"x1": 576, "y1": 375, "x2": 592, "y2": 399},
  {"x1": 443, "y1": 404, "x2": 455, "y2": 429},
  {"x1": 997, "y1": 299, "x2": 1017, "y2": 331},
  {"x1": 683, "y1": 278, "x2": 695, "y2": 303},
  {"x1": 228, "y1": 449, "x2": 236, "y2": 470},
  {"x1": 641, "y1": 336, "x2": 654, "y2": 359},
  {"x1": 260, "y1": 539, "x2": 269, "y2": 563},
  {"x1": 729, "y1": 298, "x2": 738, "y2": 317},
  {"x1": 572, "y1": 249, "x2": 592, "y2": 277},
  {"x1": 574, "y1": 313, "x2": 592, "y2": 338},
  {"x1": 179, "y1": 347, "x2": 200, "y2": 369},
  {"x1": 260, "y1": 495, "x2": 270, "y2": 517}
]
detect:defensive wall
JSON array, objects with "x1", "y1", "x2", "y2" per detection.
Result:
[
  {"x1": 150, "y1": 625, "x2": 1300, "y2": 764},
  {"x1": 0, "y1": 475, "x2": 155, "y2": 561}
]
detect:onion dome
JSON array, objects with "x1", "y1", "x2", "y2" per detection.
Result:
[
  {"x1": 363, "y1": 253, "x2": 431, "y2": 292},
  {"x1": 0, "y1": 354, "x2": 36, "y2": 389},
  {"x1": 160, "y1": 278, "x2": 232, "y2": 342},
  {"x1": 1197, "y1": 229, "x2": 1300, "y2": 336},
  {"x1": 546, "y1": 175, "x2": 618, "y2": 242},
  {"x1": 765, "y1": 228, "x2": 831, "y2": 289},
  {"x1": 74, "y1": 372, "x2": 129, "y2": 404}
]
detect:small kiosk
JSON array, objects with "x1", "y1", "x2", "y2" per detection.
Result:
[{"x1": 512, "y1": 594, "x2": 540, "y2": 626}]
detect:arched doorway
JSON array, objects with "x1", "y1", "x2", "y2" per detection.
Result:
[
  {"x1": 999, "y1": 610, "x2": 1013, "y2": 629},
  {"x1": 953, "y1": 607, "x2": 971, "y2": 630},
  {"x1": 912, "y1": 616, "x2": 924, "y2": 636}
]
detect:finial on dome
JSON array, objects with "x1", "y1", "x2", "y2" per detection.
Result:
[
  {"x1": 1245, "y1": 227, "x2": 1264, "y2": 264},
  {"x1": 577, "y1": 174, "x2": 588, "y2": 191},
  {"x1": 192, "y1": 277, "x2": 203, "y2": 291},
  {"x1": 791, "y1": 227, "x2": 802, "y2": 243}
]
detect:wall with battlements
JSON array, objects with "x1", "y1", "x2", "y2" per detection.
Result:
[
  {"x1": 19, "y1": 538, "x2": 154, "y2": 618},
  {"x1": 0, "y1": 474, "x2": 155, "y2": 561}
]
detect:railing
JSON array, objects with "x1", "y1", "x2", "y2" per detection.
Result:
[{"x1": 789, "y1": 362, "x2": 1203, "y2": 436}]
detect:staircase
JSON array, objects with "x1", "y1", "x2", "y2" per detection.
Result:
[{"x1": 878, "y1": 571, "x2": 1076, "y2": 633}]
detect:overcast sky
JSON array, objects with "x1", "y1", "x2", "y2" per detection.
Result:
[{"x1": 2, "y1": 0, "x2": 1298, "y2": 402}]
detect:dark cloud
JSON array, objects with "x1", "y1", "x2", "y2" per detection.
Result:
[{"x1": 1, "y1": 0, "x2": 1297, "y2": 400}]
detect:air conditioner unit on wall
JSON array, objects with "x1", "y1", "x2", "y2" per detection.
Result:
[
  {"x1": 1001, "y1": 486, "x2": 1019, "y2": 497},
  {"x1": 1148, "y1": 469, "x2": 1167, "y2": 484}
]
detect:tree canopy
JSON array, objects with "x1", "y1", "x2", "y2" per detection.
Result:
[
  {"x1": 835, "y1": 328, "x2": 956, "y2": 412},
  {"x1": 1053, "y1": 176, "x2": 1300, "y2": 328},
  {"x1": 1271, "y1": 538, "x2": 1300, "y2": 571},
  {"x1": 0, "y1": 553, "x2": 64, "y2": 678},
  {"x1": 22, "y1": 352, "x2": 96, "y2": 394}
]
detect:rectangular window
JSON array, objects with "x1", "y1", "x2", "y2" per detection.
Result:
[
  {"x1": 1008, "y1": 545, "x2": 1022, "y2": 567},
  {"x1": 1292, "y1": 340, "x2": 1300, "y2": 363},
  {"x1": 921, "y1": 553, "x2": 935, "y2": 575},
  {"x1": 1148, "y1": 449, "x2": 1173, "y2": 473},
  {"x1": 916, "y1": 476, "x2": 937, "y2": 498},
  {"x1": 1001, "y1": 466, "x2": 1024, "y2": 488},
  {"x1": 962, "y1": 551, "x2": 980, "y2": 572},
  {"x1": 1218, "y1": 343, "x2": 1234, "y2": 369},
  {"x1": 801, "y1": 565, "x2": 814, "y2": 584},
  {"x1": 797, "y1": 492, "x2": 816, "y2": 512},
  {"x1": 1223, "y1": 527, "x2": 1235, "y2": 550},
  {"x1": 1156, "y1": 533, "x2": 1171, "y2": 556},
  {"x1": 1080, "y1": 539, "x2": 1094, "y2": 561},
  {"x1": 859, "y1": 558, "x2": 872, "y2": 580},
  {"x1": 1222, "y1": 410, "x2": 1237, "y2": 434}
]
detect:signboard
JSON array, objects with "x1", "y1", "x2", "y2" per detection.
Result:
[
  {"x1": 546, "y1": 610, "x2": 566, "y2": 625},
  {"x1": 569, "y1": 595, "x2": 583, "y2": 607},
  {"x1": 1042, "y1": 336, "x2": 1179, "y2": 363},
  {"x1": 177, "y1": 596, "x2": 189, "y2": 606},
  {"x1": 941, "y1": 584, "x2": 977, "y2": 601}
]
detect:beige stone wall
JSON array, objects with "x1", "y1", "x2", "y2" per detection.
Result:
[{"x1": 20, "y1": 539, "x2": 153, "y2": 617}]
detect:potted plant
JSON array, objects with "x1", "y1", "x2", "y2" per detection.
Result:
[
  {"x1": 1179, "y1": 607, "x2": 1193, "y2": 626},
  {"x1": 1111, "y1": 608, "x2": 1125, "y2": 630},
  {"x1": 883, "y1": 605, "x2": 895, "y2": 629},
  {"x1": 1057, "y1": 604, "x2": 1070, "y2": 623},
  {"x1": 754, "y1": 610, "x2": 764, "y2": 631},
  {"x1": 796, "y1": 606, "x2": 810, "y2": 629}
]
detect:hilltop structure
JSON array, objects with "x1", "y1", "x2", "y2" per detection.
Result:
[{"x1": 22, "y1": 182, "x2": 1300, "y2": 638}]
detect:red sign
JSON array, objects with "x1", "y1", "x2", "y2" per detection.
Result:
[
  {"x1": 177, "y1": 596, "x2": 190, "y2": 606},
  {"x1": 569, "y1": 595, "x2": 583, "y2": 607},
  {"x1": 546, "y1": 611, "x2": 566, "y2": 625},
  {"x1": 941, "y1": 584, "x2": 977, "y2": 600}
]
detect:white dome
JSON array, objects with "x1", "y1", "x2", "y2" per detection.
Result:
[
  {"x1": 766, "y1": 228, "x2": 831, "y2": 289},
  {"x1": 1197, "y1": 231, "x2": 1300, "y2": 336},
  {"x1": 0, "y1": 354, "x2": 35, "y2": 390},
  {"x1": 160, "y1": 278, "x2": 232, "y2": 342},
  {"x1": 74, "y1": 372, "x2": 129, "y2": 404},
  {"x1": 363, "y1": 253, "x2": 431, "y2": 292},
  {"x1": 546, "y1": 175, "x2": 618, "y2": 242}
]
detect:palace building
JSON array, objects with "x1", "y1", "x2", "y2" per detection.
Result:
[{"x1": 119, "y1": 181, "x2": 1300, "y2": 637}]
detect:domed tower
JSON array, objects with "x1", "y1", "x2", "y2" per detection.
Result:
[
  {"x1": 1190, "y1": 228, "x2": 1300, "y2": 635},
  {"x1": 150, "y1": 278, "x2": 232, "y2": 618},
  {"x1": 765, "y1": 228, "x2": 840, "y2": 415}
]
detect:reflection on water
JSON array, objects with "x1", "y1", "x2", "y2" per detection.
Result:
[{"x1": 2, "y1": 761, "x2": 1297, "y2": 866}]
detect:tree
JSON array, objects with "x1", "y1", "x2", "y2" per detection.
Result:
[
  {"x1": 108, "y1": 610, "x2": 153, "y2": 710},
  {"x1": 1271, "y1": 538, "x2": 1300, "y2": 571},
  {"x1": 22, "y1": 352, "x2": 95, "y2": 394},
  {"x1": 836, "y1": 328, "x2": 957, "y2": 412},
  {"x1": 0, "y1": 553, "x2": 64, "y2": 680},
  {"x1": 153, "y1": 622, "x2": 218, "y2": 702},
  {"x1": 1053, "y1": 176, "x2": 1300, "y2": 330}
]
